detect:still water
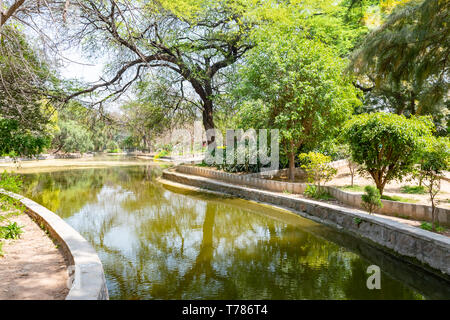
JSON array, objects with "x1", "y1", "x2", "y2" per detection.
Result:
[{"x1": 20, "y1": 164, "x2": 450, "y2": 299}]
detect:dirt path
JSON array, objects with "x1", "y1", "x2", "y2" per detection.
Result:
[{"x1": 0, "y1": 211, "x2": 69, "y2": 300}]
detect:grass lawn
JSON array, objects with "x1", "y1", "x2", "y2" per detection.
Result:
[
  {"x1": 400, "y1": 185, "x2": 426, "y2": 194},
  {"x1": 381, "y1": 195, "x2": 418, "y2": 203},
  {"x1": 337, "y1": 185, "x2": 366, "y2": 192}
]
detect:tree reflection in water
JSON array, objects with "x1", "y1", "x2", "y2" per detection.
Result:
[{"x1": 21, "y1": 166, "x2": 449, "y2": 300}]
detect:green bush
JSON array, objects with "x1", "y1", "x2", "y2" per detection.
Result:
[
  {"x1": 420, "y1": 222, "x2": 445, "y2": 233},
  {"x1": 0, "y1": 222, "x2": 24, "y2": 240},
  {"x1": 298, "y1": 152, "x2": 337, "y2": 193},
  {"x1": 343, "y1": 113, "x2": 434, "y2": 195},
  {"x1": 304, "y1": 184, "x2": 334, "y2": 201},
  {"x1": 361, "y1": 186, "x2": 383, "y2": 214},
  {"x1": 154, "y1": 149, "x2": 169, "y2": 160},
  {"x1": 0, "y1": 171, "x2": 22, "y2": 193}
]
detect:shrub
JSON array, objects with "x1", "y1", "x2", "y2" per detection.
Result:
[
  {"x1": 0, "y1": 222, "x2": 24, "y2": 240},
  {"x1": 343, "y1": 113, "x2": 434, "y2": 195},
  {"x1": 298, "y1": 152, "x2": 337, "y2": 194},
  {"x1": 0, "y1": 171, "x2": 22, "y2": 193},
  {"x1": 420, "y1": 222, "x2": 445, "y2": 233},
  {"x1": 361, "y1": 186, "x2": 383, "y2": 214},
  {"x1": 304, "y1": 184, "x2": 334, "y2": 201}
]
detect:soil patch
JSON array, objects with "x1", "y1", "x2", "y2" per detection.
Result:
[{"x1": 0, "y1": 210, "x2": 69, "y2": 300}]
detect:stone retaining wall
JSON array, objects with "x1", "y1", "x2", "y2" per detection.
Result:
[
  {"x1": 163, "y1": 170, "x2": 450, "y2": 278},
  {"x1": 177, "y1": 165, "x2": 450, "y2": 226},
  {"x1": 1, "y1": 190, "x2": 109, "y2": 300}
]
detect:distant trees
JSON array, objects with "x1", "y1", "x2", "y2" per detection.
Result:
[
  {"x1": 52, "y1": 120, "x2": 93, "y2": 154},
  {"x1": 343, "y1": 113, "x2": 434, "y2": 195}
]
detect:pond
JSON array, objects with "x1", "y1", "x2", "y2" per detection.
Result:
[{"x1": 20, "y1": 163, "x2": 450, "y2": 299}]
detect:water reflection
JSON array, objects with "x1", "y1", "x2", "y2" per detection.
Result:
[{"x1": 21, "y1": 166, "x2": 449, "y2": 300}]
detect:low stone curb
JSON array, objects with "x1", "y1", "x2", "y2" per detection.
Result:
[
  {"x1": 163, "y1": 170, "x2": 450, "y2": 278},
  {"x1": 176, "y1": 165, "x2": 450, "y2": 226},
  {"x1": 1, "y1": 190, "x2": 109, "y2": 300}
]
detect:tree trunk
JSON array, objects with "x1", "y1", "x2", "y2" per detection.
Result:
[
  {"x1": 288, "y1": 151, "x2": 295, "y2": 182},
  {"x1": 372, "y1": 171, "x2": 385, "y2": 195},
  {"x1": 431, "y1": 201, "x2": 436, "y2": 232},
  {"x1": 202, "y1": 99, "x2": 216, "y2": 146}
]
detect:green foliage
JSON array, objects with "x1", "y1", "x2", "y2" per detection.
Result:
[
  {"x1": 303, "y1": 184, "x2": 334, "y2": 201},
  {"x1": 304, "y1": 184, "x2": 318, "y2": 198},
  {"x1": 350, "y1": 0, "x2": 449, "y2": 134},
  {"x1": 339, "y1": 185, "x2": 365, "y2": 192},
  {"x1": 0, "y1": 241, "x2": 3, "y2": 256},
  {"x1": 235, "y1": 31, "x2": 360, "y2": 177},
  {"x1": 0, "y1": 25, "x2": 64, "y2": 132},
  {"x1": 361, "y1": 185, "x2": 382, "y2": 214},
  {"x1": 400, "y1": 185, "x2": 426, "y2": 194},
  {"x1": 0, "y1": 222, "x2": 24, "y2": 240},
  {"x1": 154, "y1": 149, "x2": 169, "y2": 160},
  {"x1": 343, "y1": 112, "x2": 434, "y2": 194},
  {"x1": 299, "y1": 152, "x2": 337, "y2": 192},
  {"x1": 420, "y1": 222, "x2": 445, "y2": 233},
  {"x1": 419, "y1": 136, "x2": 450, "y2": 231},
  {"x1": 0, "y1": 118, "x2": 51, "y2": 157},
  {"x1": 420, "y1": 136, "x2": 450, "y2": 175},
  {"x1": 380, "y1": 195, "x2": 417, "y2": 203},
  {"x1": 121, "y1": 99, "x2": 172, "y2": 152},
  {"x1": 0, "y1": 171, "x2": 22, "y2": 193},
  {"x1": 353, "y1": 217, "x2": 362, "y2": 226},
  {"x1": 53, "y1": 120, "x2": 94, "y2": 154}
]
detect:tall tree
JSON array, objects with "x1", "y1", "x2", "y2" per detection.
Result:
[
  {"x1": 63, "y1": 0, "x2": 254, "y2": 145},
  {"x1": 350, "y1": 0, "x2": 449, "y2": 133},
  {"x1": 235, "y1": 31, "x2": 360, "y2": 180}
]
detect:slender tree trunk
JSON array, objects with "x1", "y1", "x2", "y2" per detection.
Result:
[
  {"x1": 288, "y1": 151, "x2": 295, "y2": 182},
  {"x1": 372, "y1": 171, "x2": 385, "y2": 195},
  {"x1": 431, "y1": 200, "x2": 436, "y2": 232}
]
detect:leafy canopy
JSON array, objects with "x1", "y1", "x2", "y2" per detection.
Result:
[
  {"x1": 343, "y1": 112, "x2": 434, "y2": 194},
  {"x1": 235, "y1": 30, "x2": 360, "y2": 157}
]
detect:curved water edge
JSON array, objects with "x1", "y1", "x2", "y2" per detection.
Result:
[
  {"x1": 18, "y1": 164, "x2": 450, "y2": 299},
  {"x1": 163, "y1": 169, "x2": 450, "y2": 278},
  {"x1": 0, "y1": 190, "x2": 109, "y2": 300}
]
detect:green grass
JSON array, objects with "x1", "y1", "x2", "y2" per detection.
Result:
[
  {"x1": 420, "y1": 222, "x2": 446, "y2": 233},
  {"x1": 381, "y1": 195, "x2": 418, "y2": 203},
  {"x1": 400, "y1": 185, "x2": 426, "y2": 194},
  {"x1": 338, "y1": 185, "x2": 365, "y2": 192}
]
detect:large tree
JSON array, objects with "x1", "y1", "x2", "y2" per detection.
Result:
[
  {"x1": 235, "y1": 30, "x2": 360, "y2": 180},
  {"x1": 350, "y1": 0, "x2": 449, "y2": 134},
  {"x1": 62, "y1": 0, "x2": 255, "y2": 145}
]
